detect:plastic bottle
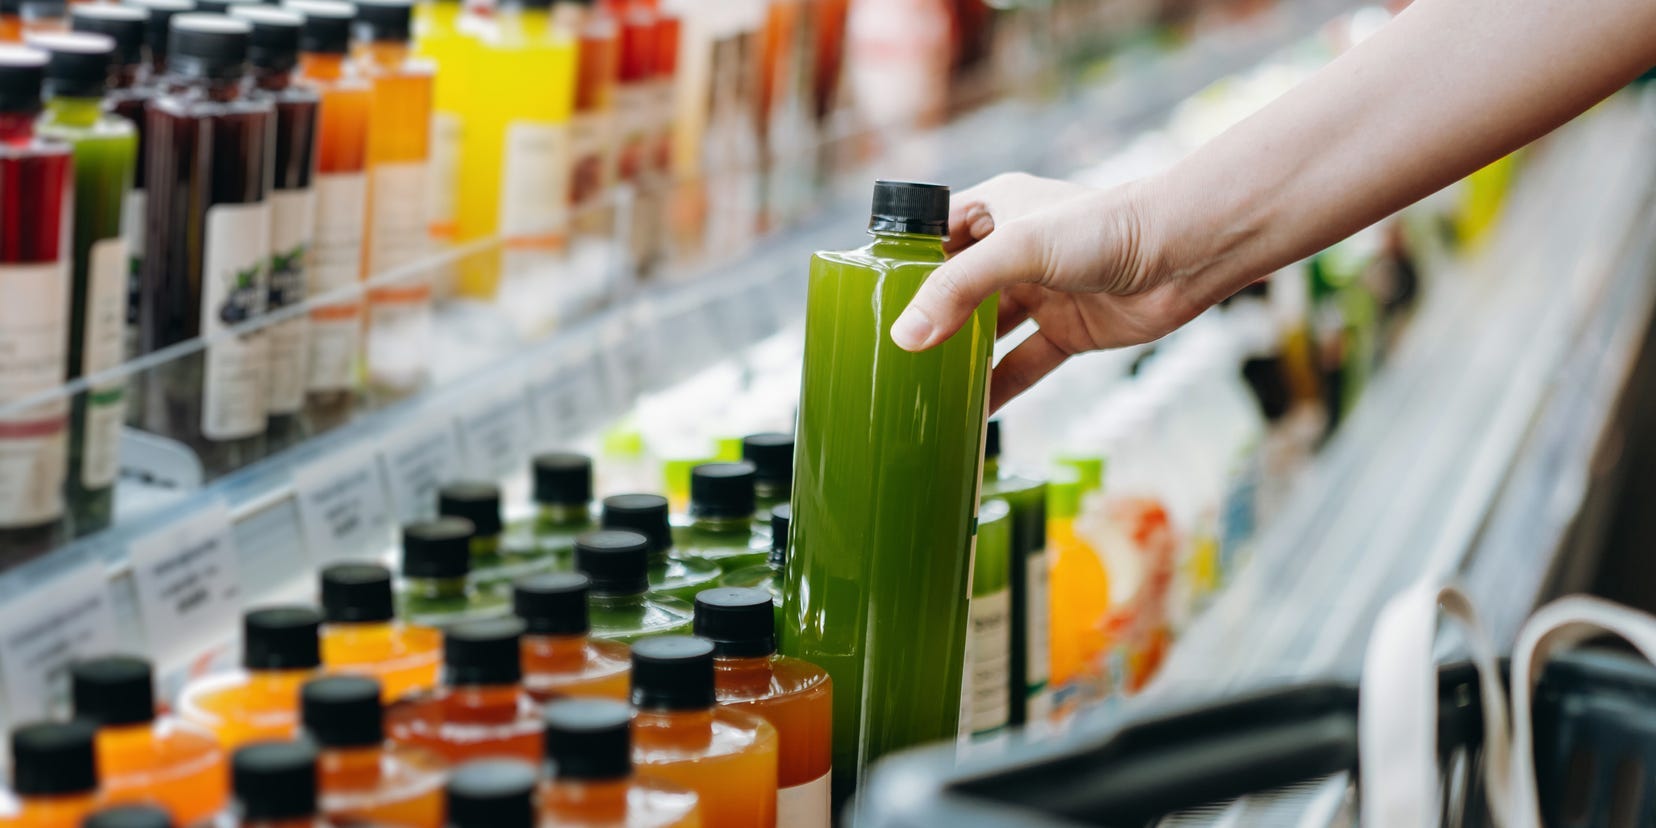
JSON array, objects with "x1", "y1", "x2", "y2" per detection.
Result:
[
  {"x1": 696, "y1": 588, "x2": 831, "y2": 827},
  {"x1": 980, "y1": 420, "x2": 1050, "y2": 727},
  {"x1": 196, "y1": 0, "x2": 260, "y2": 14},
  {"x1": 602, "y1": 0, "x2": 659, "y2": 272},
  {"x1": 69, "y1": 656, "x2": 228, "y2": 826},
  {"x1": 178, "y1": 606, "x2": 323, "y2": 748},
  {"x1": 1045, "y1": 474, "x2": 1107, "y2": 721},
  {"x1": 79, "y1": 805, "x2": 174, "y2": 828},
  {"x1": 385, "y1": 618, "x2": 545, "y2": 764},
  {"x1": 443, "y1": 760, "x2": 538, "y2": 828},
  {"x1": 138, "y1": 13, "x2": 273, "y2": 475},
  {"x1": 411, "y1": 0, "x2": 463, "y2": 249},
  {"x1": 717, "y1": 502, "x2": 786, "y2": 616},
  {"x1": 0, "y1": 46, "x2": 72, "y2": 556},
  {"x1": 674, "y1": 462, "x2": 765, "y2": 572},
  {"x1": 540, "y1": 699, "x2": 702, "y2": 827},
  {"x1": 5, "y1": 721, "x2": 99, "y2": 827},
  {"x1": 739, "y1": 433, "x2": 790, "y2": 522},
  {"x1": 317, "y1": 562, "x2": 442, "y2": 702},
  {"x1": 32, "y1": 32, "x2": 135, "y2": 537},
  {"x1": 225, "y1": 740, "x2": 331, "y2": 828},
  {"x1": 782, "y1": 180, "x2": 994, "y2": 800},
  {"x1": 558, "y1": 0, "x2": 619, "y2": 295},
  {"x1": 512, "y1": 572, "x2": 631, "y2": 701},
  {"x1": 302, "y1": 676, "x2": 445, "y2": 828},
  {"x1": 960, "y1": 498, "x2": 1011, "y2": 741},
  {"x1": 438, "y1": 481, "x2": 542, "y2": 587},
  {"x1": 599, "y1": 494, "x2": 720, "y2": 602},
  {"x1": 0, "y1": 1, "x2": 18, "y2": 41},
  {"x1": 573, "y1": 529, "x2": 693, "y2": 643},
  {"x1": 396, "y1": 516, "x2": 510, "y2": 628},
  {"x1": 628, "y1": 636, "x2": 778, "y2": 828},
  {"x1": 523, "y1": 451, "x2": 596, "y2": 564}
]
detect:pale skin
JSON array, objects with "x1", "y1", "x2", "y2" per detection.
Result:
[{"x1": 890, "y1": 0, "x2": 1656, "y2": 412}]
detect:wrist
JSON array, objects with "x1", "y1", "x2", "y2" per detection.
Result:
[{"x1": 1135, "y1": 163, "x2": 1272, "y2": 310}]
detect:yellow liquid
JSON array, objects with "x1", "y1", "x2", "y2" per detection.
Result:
[
  {"x1": 454, "y1": 7, "x2": 576, "y2": 297},
  {"x1": 415, "y1": 0, "x2": 466, "y2": 243}
]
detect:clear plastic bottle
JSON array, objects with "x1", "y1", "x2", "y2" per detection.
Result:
[
  {"x1": 223, "y1": 740, "x2": 334, "y2": 828},
  {"x1": 302, "y1": 676, "x2": 445, "y2": 828},
  {"x1": 673, "y1": 463, "x2": 765, "y2": 572},
  {"x1": 599, "y1": 494, "x2": 720, "y2": 602},
  {"x1": 318, "y1": 562, "x2": 441, "y2": 702},
  {"x1": 521, "y1": 451, "x2": 596, "y2": 564},
  {"x1": 739, "y1": 433, "x2": 791, "y2": 523},
  {"x1": 539, "y1": 698, "x2": 702, "y2": 827},
  {"x1": 179, "y1": 606, "x2": 323, "y2": 749},
  {"x1": 385, "y1": 618, "x2": 545, "y2": 764},
  {"x1": 717, "y1": 503, "x2": 787, "y2": 619},
  {"x1": 5, "y1": 721, "x2": 98, "y2": 827},
  {"x1": 512, "y1": 572, "x2": 631, "y2": 702},
  {"x1": 396, "y1": 517, "x2": 510, "y2": 629},
  {"x1": 573, "y1": 529, "x2": 693, "y2": 643},
  {"x1": 443, "y1": 760, "x2": 538, "y2": 828},
  {"x1": 438, "y1": 482, "x2": 545, "y2": 588}
]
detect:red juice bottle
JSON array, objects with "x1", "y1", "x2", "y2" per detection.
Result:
[{"x1": 385, "y1": 618, "x2": 545, "y2": 764}]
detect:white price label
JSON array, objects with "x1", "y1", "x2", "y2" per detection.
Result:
[
  {"x1": 127, "y1": 501, "x2": 242, "y2": 672},
  {"x1": 293, "y1": 447, "x2": 393, "y2": 566},
  {"x1": 0, "y1": 560, "x2": 119, "y2": 726},
  {"x1": 380, "y1": 419, "x2": 462, "y2": 525},
  {"x1": 456, "y1": 390, "x2": 533, "y2": 481},
  {"x1": 527, "y1": 355, "x2": 606, "y2": 448}
]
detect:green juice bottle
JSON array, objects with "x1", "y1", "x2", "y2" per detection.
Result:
[
  {"x1": 573, "y1": 529, "x2": 693, "y2": 644},
  {"x1": 397, "y1": 516, "x2": 510, "y2": 628},
  {"x1": 600, "y1": 494, "x2": 721, "y2": 602},
  {"x1": 780, "y1": 180, "x2": 995, "y2": 804},
  {"x1": 719, "y1": 502, "x2": 788, "y2": 629},
  {"x1": 960, "y1": 498, "x2": 1010, "y2": 741},
  {"x1": 521, "y1": 451, "x2": 595, "y2": 565},
  {"x1": 740, "y1": 432, "x2": 792, "y2": 524},
  {"x1": 439, "y1": 481, "x2": 547, "y2": 589},
  {"x1": 35, "y1": 32, "x2": 138, "y2": 538},
  {"x1": 674, "y1": 462, "x2": 767, "y2": 573},
  {"x1": 981, "y1": 420, "x2": 1050, "y2": 727}
]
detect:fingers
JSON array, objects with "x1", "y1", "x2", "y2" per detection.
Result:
[
  {"x1": 990, "y1": 328, "x2": 1070, "y2": 413},
  {"x1": 892, "y1": 224, "x2": 1046, "y2": 352}
]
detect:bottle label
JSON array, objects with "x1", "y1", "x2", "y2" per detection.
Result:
[
  {"x1": 82, "y1": 237, "x2": 129, "y2": 489},
  {"x1": 367, "y1": 160, "x2": 430, "y2": 276},
  {"x1": 121, "y1": 189, "x2": 144, "y2": 357},
  {"x1": 615, "y1": 83, "x2": 653, "y2": 182},
  {"x1": 267, "y1": 187, "x2": 316, "y2": 416},
  {"x1": 428, "y1": 112, "x2": 461, "y2": 238},
  {"x1": 568, "y1": 109, "x2": 615, "y2": 223},
  {"x1": 0, "y1": 260, "x2": 69, "y2": 527},
  {"x1": 200, "y1": 201, "x2": 272, "y2": 440},
  {"x1": 306, "y1": 172, "x2": 367, "y2": 394},
  {"x1": 648, "y1": 78, "x2": 675, "y2": 173},
  {"x1": 499, "y1": 121, "x2": 572, "y2": 246},
  {"x1": 777, "y1": 770, "x2": 831, "y2": 828},
  {"x1": 963, "y1": 586, "x2": 1011, "y2": 736}
]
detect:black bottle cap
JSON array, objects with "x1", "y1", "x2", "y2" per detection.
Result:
[
  {"x1": 300, "y1": 675, "x2": 383, "y2": 748},
  {"x1": 629, "y1": 636, "x2": 715, "y2": 711},
  {"x1": 32, "y1": 32, "x2": 114, "y2": 99},
  {"x1": 532, "y1": 452, "x2": 592, "y2": 507},
  {"x1": 689, "y1": 462, "x2": 757, "y2": 520},
  {"x1": 439, "y1": 482, "x2": 503, "y2": 537},
  {"x1": 284, "y1": 0, "x2": 352, "y2": 55},
  {"x1": 445, "y1": 760, "x2": 538, "y2": 828},
  {"x1": 243, "y1": 605, "x2": 323, "y2": 671},
  {"x1": 70, "y1": 655, "x2": 156, "y2": 726},
  {"x1": 599, "y1": 494, "x2": 671, "y2": 553},
  {"x1": 319, "y1": 562, "x2": 395, "y2": 623},
  {"x1": 869, "y1": 180, "x2": 949, "y2": 237},
  {"x1": 573, "y1": 530, "x2": 650, "y2": 596},
  {"x1": 741, "y1": 433, "x2": 793, "y2": 489},
  {"x1": 126, "y1": 0, "x2": 194, "y2": 64},
  {"x1": 542, "y1": 699, "x2": 631, "y2": 781},
  {"x1": 10, "y1": 720, "x2": 97, "y2": 796},
  {"x1": 513, "y1": 572, "x2": 590, "y2": 636},
  {"x1": 769, "y1": 502, "x2": 790, "y2": 567},
  {"x1": 444, "y1": 618, "x2": 524, "y2": 686},
  {"x1": 693, "y1": 588, "x2": 776, "y2": 658},
  {"x1": 231, "y1": 741, "x2": 318, "y2": 821},
  {"x1": 499, "y1": 0, "x2": 552, "y2": 11},
  {"x1": 0, "y1": 45, "x2": 47, "y2": 114},
  {"x1": 351, "y1": 0, "x2": 410, "y2": 43},
  {"x1": 193, "y1": 0, "x2": 258, "y2": 14},
  {"x1": 229, "y1": 6, "x2": 300, "y2": 73},
  {"x1": 69, "y1": 5, "x2": 146, "y2": 67},
  {"x1": 402, "y1": 517, "x2": 475, "y2": 579},
  {"x1": 166, "y1": 13, "x2": 250, "y2": 80},
  {"x1": 985, "y1": 419, "x2": 1001, "y2": 460},
  {"x1": 81, "y1": 805, "x2": 176, "y2": 828}
]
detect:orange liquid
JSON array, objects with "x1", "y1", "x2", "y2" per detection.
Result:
[
  {"x1": 521, "y1": 634, "x2": 631, "y2": 703},
  {"x1": 177, "y1": 669, "x2": 315, "y2": 749},
  {"x1": 0, "y1": 15, "x2": 19, "y2": 42},
  {"x1": 321, "y1": 622, "x2": 442, "y2": 702},
  {"x1": 384, "y1": 685, "x2": 544, "y2": 764},
  {"x1": 540, "y1": 777, "x2": 701, "y2": 828},
  {"x1": 713, "y1": 655, "x2": 831, "y2": 793},
  {"x1": 631, "y1": 708, "x2": 777, "y2": 828},
  {"x1": 568, "y1": 4, "x2": 619, "y2": 235},
  {"x1": 318, "y1": 744, "x2": 446, "y2": 828},
  {"x1": 1048, "y1": 517, "x2": 1109, "y2": 714},
  {"x1": 0, "y1": 795, "x2": 96, "y2": 828},
  {"x1": 92, "y1": 719, "x2": 229, "y2": 827}
]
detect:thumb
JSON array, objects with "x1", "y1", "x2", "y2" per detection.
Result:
[{"x1": 891, "y1": 223, "x2": 1046, "y2": 351}]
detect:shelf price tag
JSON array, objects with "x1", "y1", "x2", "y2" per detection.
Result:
[
  {"x1": 0, "y1": 559, "x2": 120, "y2": 726},
  {"x1": 380, "y1": 417, "x2": 462, "y2": 525},
  {"x1": 528, "y1": 345, "x2": 607, "y2": 447},
  {"x1": 293, "y1": 445, "x2": 394, "y2": 566},
  {"x1": 127, "y1": 500, "x2": 242, "y2": 675},
  {"x1": 456, "y1": 389, "x2": 534, "y2": 481}
]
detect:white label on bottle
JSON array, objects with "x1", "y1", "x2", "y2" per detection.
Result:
[
  {"x1": 379, "y1": 417, "x2": 460, "y2": 524},
  {"x1": 122, "y1": 190, "x2": 144, "y2": 345},
  {"x1": 777, "y1": 771, "x2": 832, "y2": 828},
  {"x1": 568, "y1": 109, "x2": 614, "y2": 217},
  {"x1": 201, "y1": 201, "x2": 271, "y2": 440},
  {"x1": 0, "y1": 559, "x2": 119, "y2": 726},
  {"x1": 81, "y1": 237, "x2": 128, "y2": 489},
  {"x1": 428, "y1": 112, "x2": 461, "y2": 235},
  {"x1": 368, "y1": 161, "x2": 429, "y2": 275},
  {"x1": 0, "y1": 259, "x2": 69, "y2": 527},
  {"x1": 267, "y1": 187, "x2": 316, "y2": 415},
  {"x1": 499, "y1": 121, "x2": 572, "y2": 242},
  {"x1": 307, "y1": 172, "x2": 367, "y2": 394},
  {"x1": 128, "y1": 500, "x2": 242, "y2": 672},
  {"x1": 293, "y1": 444, "x2": 392, "y2": 566},
  {"x1": 964, "y1": 586, "x2": 1011, "y2": 736}
]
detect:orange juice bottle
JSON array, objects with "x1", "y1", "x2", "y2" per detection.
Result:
[
  {"x1": 1046, "y1": 475, "x2": 1109, "y2": 721},
  {"x1": 513, "y1": 572, "x2": 631, "y2": 702},
  {"x1": 354, "y1": 0, "x2": 435, "y2": 399},
  {"x1": 385, "y1": 618, "x2": 545, "y2": 764},
  {"x1": 302, "y1": 676, "x2": 446, "y2": 828},
  {"x1": 226, "y1": 741, "x2": 332, "y2": 828},
  {"x1": 540, "y1": 699, "x2": 701, "y2": 827},
  {"x1": 695, "y1": 588, "x2": 830, "y2": 827},
  {"x1": 68, "y1": 656, "x2": 228, "y2": 826},
  {"x1": 178, "y1": 607, "x2": 324, "y2": 749},
  {"x1": 318, "y1": 562, "x2": 442, "y2": 702},
  {"x1": 628, "y1": 636, "x2": 778, "y2": 828},
  {"x1": 444, "y1": 760, "x2": 539, "y2": 828},
  {"x1": 291, "y1": 0, "x2": 372, "y2": 432},
  {"x1": 2, "y1": 721, "x2": 98, "y2": 828},
  {"x1": 80, "y1": 805, "x2": 174, "y2": 828}
]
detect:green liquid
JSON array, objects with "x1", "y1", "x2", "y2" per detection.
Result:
[
  {"x1": 471, "y1": 533, "x2": 557, "y2": 591},
  {"x1": 982, "y1": 459, "x2": 1049, "y2": 727},
  {"x1": 515, "y1": 503, "x2": 594, "y2": 566},
  {"x1": 39, "y1": 97, "x2": 137, "y2": 537},
  {"x1": 646, "y1": 550, "x2": 723, "y2": 603},
  {"x1": 398, "y1": 577, "x2": 509, "y2": 629},
  {"x1": 587, "y1": 591, "x2": 693, "y2": 644},
  {"x1": 781, "y1": 231, "x2": 995, "y2": 802},
  {"x1": 673, "y1": 516, "x2": 768, "y2": 573}
]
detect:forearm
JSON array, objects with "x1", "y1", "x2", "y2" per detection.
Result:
[{"x1": 1150, "y1": 0, "x2": 1656, "y2": 305}]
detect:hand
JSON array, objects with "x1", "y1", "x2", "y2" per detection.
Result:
[{"x1": 890, "y1": 172, "x2": 1210, "y2": 412}]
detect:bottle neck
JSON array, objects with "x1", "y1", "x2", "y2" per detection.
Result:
[
  {"x1": 633, "y1": 707, "x2": 714, "y2": 741},
  {"x1": 983, "y1": 456, "x2": 1001, "y2": 480},
  {"x1": 45, "y1": 95, "x2": 102, "y2": 127},
  {"x1": 318, "y1": 744, "x2": 386, "y2": 788},
  {"x1": 524, "y1": 632, "x2": 589, "y2": 665},
  {"x1": 713, "y1": 654, "x2": 775, "y2": 693},
  {"x1": 353, "y1": 40, "x2": 411, "y2": 71},
  {"x1": 869, "y1": 230, "x2": 946, "y2": 262},
  {"x1": 691, "y1": 513, "x2": 751, "y2": 534},
  {"x1": 536, "y1": 502, "x2": 591, "y2": 529},
  {"x1": 0, "y1": 110, "x2": 37, "y2": 142},
  {"x1": 417, "y1": 0, "x2": 461, "y2": 34},
  {"x1": 251, "y1": 65, "x2": 297, "y2": 91},
  {"x1": 111, "y1": 64, "x2": 139, "y2": 90},
  {"x1": 246, "y1": 667, "x2": 316, "y2": 692},
  {"x1": 545, "y1": 776, "x2": 630, "y2": 816},
  {"x1": 589, "y1": 590, "x2": 646, "y2": 610},
  {"x1": 499, "y1": 5, "x2": 552, "y2": 38},
  {"x1": 299, "y1": 52, "x2": 348, "y2": 82},
  {"x1": 441, "y1": 683, "x2": 525, "y2": 720},
  {"x1": 407, "y1": 576, "x2": 469, "y2": 600}
]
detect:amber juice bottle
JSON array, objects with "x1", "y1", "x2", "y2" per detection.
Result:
[
  {"x1": 177, "y1": 606, "x2": 324, "y2": 749},
  {"x1": 512, "y1": 572, "x2": 630, "y2": 702},
  {"x1": 540, "y1": 699, "x2": 701, "y2": 827},
  {"x1": 303, "y1": 676, "x2": 446, "y2": 828},
  {"x1": 7, "y1": 721, "x2": 99, "y2": 827}
]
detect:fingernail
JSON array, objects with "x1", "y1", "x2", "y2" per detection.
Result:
[{"x1": 891, "y1": 309, "x2": 935, "y2": 351}]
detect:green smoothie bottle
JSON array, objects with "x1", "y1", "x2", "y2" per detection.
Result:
[
  {"x1": 960, "y1": 498, "x2": 1010, "y2": 740},
  {"x1": 573, "y1": 529, "x2": 693, "y2": 644},
  {"x1": 981, "y1": 420, "x2": 1050, "y2": 727},
  {"x1": 521, "y1": 452, "x2": 595, "y2": 565},
  {"x1": 673, "y1": 462, "x2": 767, "y2": 573},
  {"x1": 740, "y1": 432, "x2": 792, "y2": 523},
  {"x1": 719, "y1": 503, "x2": 787, "y2": 629},
  {"x1": 438, "y1": 482, "x2": 545, "y2": 590},
  {"x1": 35, "y1": 32, "x2": 137, "y2": 537},
  {"x1": 600, "y1": 494, "x2": 721, "y2": 602},
  {"x1": 397, "y1": 516, "x2": 510, "y2": 628},
  {"x1": 780, "y1": 180, "x2": 995, "y2": 804}
]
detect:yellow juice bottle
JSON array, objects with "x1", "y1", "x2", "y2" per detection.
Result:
[
  {"x1": 413, "y1": 0, "x2": 464, "y2": 249},
  {"x1": 178, "y1": 607, "x2": 323, "y2": 749}
]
